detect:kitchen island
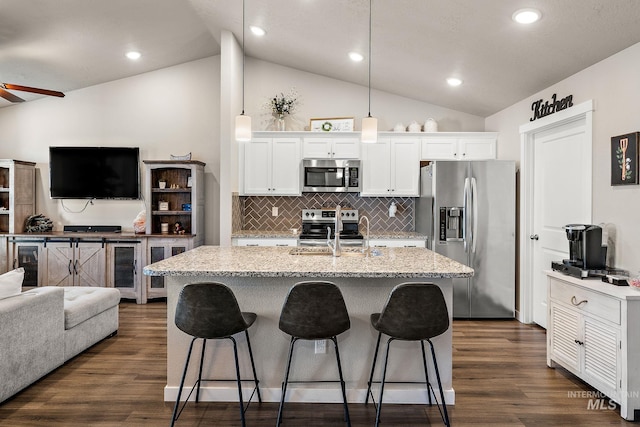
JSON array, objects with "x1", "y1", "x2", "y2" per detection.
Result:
[{"x1": 144, "y1": 245, "x2": 473, "y2": 405}]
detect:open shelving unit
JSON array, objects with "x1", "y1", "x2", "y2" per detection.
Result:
[
  {"x1": 0, "y1": 160, "x2": 36, "y2": 234},
  {"x1": 143, "y1": 160, "x2": 205, "y2": 246}
]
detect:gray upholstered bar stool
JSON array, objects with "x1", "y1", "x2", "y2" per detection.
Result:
[
  {"x1": 365, "y1": 282, "x2": 450, "y2": 427},
  {"x1": 171, "y1": 282, "x2": 261, "y2": 427},
  {"x1": 276, "y1": 281, "x2": 351, "y2": 426}
]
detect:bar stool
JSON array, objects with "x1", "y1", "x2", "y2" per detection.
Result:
[
  {"x1": 365, "y1": 282, "x2": 450, "y2": 427},
  {"x1": 276, "y1": 281, "x2": 351, "y2": 426},
  {"x1": 171, "y1": 282, "x2": 261, "y2": 427}
]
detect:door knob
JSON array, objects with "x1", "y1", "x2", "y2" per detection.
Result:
[{"x1": 530, "y1": 234, "x2": 539, "y2": 240}]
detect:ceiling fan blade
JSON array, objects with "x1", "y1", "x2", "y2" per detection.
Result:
[
  {"x1": 3, "y1": 83, "x2": 65, "y2": 98},
  {"x1": 0, "y1": 87, "x2": 25, "y2": 103}
]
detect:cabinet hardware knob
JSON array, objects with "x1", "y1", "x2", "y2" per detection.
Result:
[
  {"x1": 530, "y1": 234, "x2": 539, "y2": 240},
  {"x1": 571, "y1": 296, "x2": 588, "y2": 306}
]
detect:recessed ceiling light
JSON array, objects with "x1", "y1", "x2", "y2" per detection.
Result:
[
  {"x1": 349, "y1": 52, "x2": 364, "y2": 62},
  {"x1": 250, "y1": 26, "x2": 266, "y2": 36},
  {"x1": 512, "y1": 8, "x2": 541, "y2": 24},
  {"x1": 126, "y1": 51, "x2": 141, "y2": 60},
  {"x1": 447, "y1": 77, "x2": 462, "y2": 87}
]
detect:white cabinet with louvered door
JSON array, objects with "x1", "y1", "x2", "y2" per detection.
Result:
[{"x1": 546, "y1": 271, "x2": 640, "y2": 420}]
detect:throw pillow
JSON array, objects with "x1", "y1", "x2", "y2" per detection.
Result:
[{"x1": 0, "y1": 267, "x2": 25, "y2": 300}]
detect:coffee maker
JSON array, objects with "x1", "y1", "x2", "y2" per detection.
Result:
[{"x1": 551, "y1": 224, "x2": 608, "y2": 278}]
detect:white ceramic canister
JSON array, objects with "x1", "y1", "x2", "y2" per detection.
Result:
[
  {"x1": 408, "y1": 121, "x2": 421, "y2": 132},
  {"x1": 424, "y1": 118, "x2": 438, "y2": 132},
  {"x1": 393, "y1": 122, "x2": 405, "y2": 132}
]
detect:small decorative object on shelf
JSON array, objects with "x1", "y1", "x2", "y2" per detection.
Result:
[
  {"x1": 309, "y1": 117, "x2": 354, "y2": 132},
  {"x1": 174, "y1": 221, "x2": 186, "y2": 234},
  {"x1": 408, "y1": 121, "x2": 421, "y2": 132},
  {"x1": 158, "y1": 180, "x2": 167, "y2": 189},
  {"x1": 158, "y1": 201, "x2": 169, "y2": 211},
  {"x1": 170, "y1": 152, "x2": 192, "y2": 161},
  {"x1": 424, "y1": 118, "x2": 438, "y2": 132},
  {"x1": 24, "y1": 214, "x2": 53, "y2": 232},
  {"x1": 263, "y1": 87, "x2": 299, "y2": 131}
]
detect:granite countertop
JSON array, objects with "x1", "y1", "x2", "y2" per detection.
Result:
[
  {"x1": 143, "y1": 245, "x2": 473, "y2": 279},
  {"x1": 231, "y1": 230, "x2": 429, "y2": 240}
]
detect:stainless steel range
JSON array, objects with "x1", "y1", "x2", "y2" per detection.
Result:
[{"x1": 299, "y1": 208, "x2": 363, "y2": 247}]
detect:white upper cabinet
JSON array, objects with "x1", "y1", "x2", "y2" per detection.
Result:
[
  {"x1": 303, "y1": 136, "x2": 360, "y2": 159},
  {"x1": 421, "y1": 133, "x2": 497, "y2": 160},
  {"x1": 243, "y1": 137, "x2": 301, "y2": 196},
  {"x1": 361, "y1": 137, "x2": 420, "y2": 197}
]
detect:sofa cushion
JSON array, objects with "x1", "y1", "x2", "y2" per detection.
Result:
[
  {"x1": 0, "y1": 268, "x2": 24, "y2": 300},
  {"x1": 63, "y1": 287, "x2": 120, "y2": 329}
]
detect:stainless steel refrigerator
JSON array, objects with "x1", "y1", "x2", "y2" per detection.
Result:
[{"x1": 416, "y1": 161, "x2": 516, "y2": 318}]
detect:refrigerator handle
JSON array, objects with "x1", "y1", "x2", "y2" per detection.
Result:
[
  {"x1": 471, "y1": 177, "x2": 478, "y2": 253},
  {"x1": 463, "y1": 177, "x2": 469, "y2": 252}
]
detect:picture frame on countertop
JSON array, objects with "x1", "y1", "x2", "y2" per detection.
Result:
[
  {"x1": 611, "y1": 132, "x2": 639, "y2": 185},
  {"x1": 309, "y1": 117, "x2": 354, "y2": 132}
]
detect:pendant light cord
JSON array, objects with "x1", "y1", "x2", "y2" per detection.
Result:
[
  {"x1": 367, "y1": 0, "x2": 372, "y2": 118},
  {"x1": 241, "y1": 0, "x2": 246, "y2": 115}
]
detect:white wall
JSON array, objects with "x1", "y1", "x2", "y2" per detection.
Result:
[
  {"x1": 486, "y1": 41, "x2": 640, "y2": 273},
  {"x1": 243, "y1": 58, "x2": 485, "y2": 133}
]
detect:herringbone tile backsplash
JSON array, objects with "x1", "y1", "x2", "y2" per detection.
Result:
[{"x1": 235, "y1": 193, "x2": 415, "y2": 232}]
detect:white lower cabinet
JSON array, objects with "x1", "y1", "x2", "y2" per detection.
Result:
[
  {"x1": 546, "y1": 271, "x2": 640, "y2": 420},
  {"x1": 369, "y1": 238, "x2": 426, "y2": 248},
  {"x1": 232, "y1": 237, "x2": 298, "y2": 247}
]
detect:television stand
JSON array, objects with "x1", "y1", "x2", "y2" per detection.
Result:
[{"x1": 63, "y1": 225, "x2": 122, "y2": 233}]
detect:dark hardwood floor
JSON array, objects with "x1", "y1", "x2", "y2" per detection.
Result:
[{"x1": 0, "y1": 301, "x2": 633, "y2": 426}]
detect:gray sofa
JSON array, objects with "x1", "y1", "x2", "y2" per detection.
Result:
[{"x1": 0, "y1": 286, "x2": 120, "y2": 403}]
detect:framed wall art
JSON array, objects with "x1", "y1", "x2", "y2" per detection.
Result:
[
  {"x1": 309, "y1": 117, "x2": 354, "y2": 132},
  {"x1": 611, "y1": 132, "x2": 639, "y2": 185}
]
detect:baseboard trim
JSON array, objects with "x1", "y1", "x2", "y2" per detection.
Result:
[{"x1": 164, "y1": 384, "x2": 455, "y2": 405}]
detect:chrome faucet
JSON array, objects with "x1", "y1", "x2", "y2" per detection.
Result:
[
  {"x1": 359, "y1": 215, "x2": 370, "y2": 254},
  {"x1": 327, "y1": 205, "x2": 342, "y2": 257}
]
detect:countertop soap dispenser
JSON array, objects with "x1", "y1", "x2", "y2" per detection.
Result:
[{"x1": 389, "y1": 202, "x2": 397, "y2": 218}]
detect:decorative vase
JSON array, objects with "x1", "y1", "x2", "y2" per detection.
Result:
[{"x1": 276, "y1": 114, "x2": 286, "y2": 131}]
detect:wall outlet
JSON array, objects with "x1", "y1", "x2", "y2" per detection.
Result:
[
  {"x1": 272, "y1": 206, "x2": 279, "y2": 217},
  {"x1": 315, "y1": 339, "x2": 326, "y2": 354}
]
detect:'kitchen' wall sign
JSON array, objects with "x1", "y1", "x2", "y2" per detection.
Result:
[{"x1": 530, "y1": 93, "x2": 574, "y2": 121}]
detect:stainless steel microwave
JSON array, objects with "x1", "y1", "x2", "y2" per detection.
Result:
[{"x1": 302, "y1": 159, "x2": 361, "y2": 192}]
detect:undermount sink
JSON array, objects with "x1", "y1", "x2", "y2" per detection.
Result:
[{"x1": 289, "y1": 247, "x2": 369, "y2": 257}]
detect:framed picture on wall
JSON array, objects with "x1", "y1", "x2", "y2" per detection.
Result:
[{"x1": 611, "y1": 132, "x2": 639, "y2": 185}]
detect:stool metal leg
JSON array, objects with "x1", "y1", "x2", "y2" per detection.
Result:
[
  {"x1": 365, "y1": 331, "x2": 383, "y2": 405},
  {"x1": 230, "y1": 336, "x2": 247, "y2": 427},
  {"x1": 276, "y1": 337, "x2": 297, "y2": 426},
  {"x1": 171, "y1": 337, "x2": 197, "y2": 427},
  {"x1": 420, "y1": 340, "x2": 433, "y2": 405},
  {"x1": 245, "y1": 330, "x2": 262, "y2": 403},
  {"x1": 195, "y1": 339, "x2": 207, "y2": 403},
  {"x1": 428, "y1": 339, "x2": 450, "y2": 427},
  {"x1": 330, "y1": 336, "x2": 351, "y2": 427},
  {"x1": 375, "y1": 337, "x2": 395, "y2": 427}
]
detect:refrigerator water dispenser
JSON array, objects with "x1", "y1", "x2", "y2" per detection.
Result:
[{"x1": 439, "y1": 207, "x2": 464, "y2": 242}]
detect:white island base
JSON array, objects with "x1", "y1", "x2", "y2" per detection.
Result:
[
  {"x1": 145, "y1": 246, "x2": 473, "y2": 406},
  {"x1": 165, "y1": 275, "x2": 454, "y2": 405}
]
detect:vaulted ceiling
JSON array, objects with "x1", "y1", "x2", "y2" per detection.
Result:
[{"x1": 2, "y1": 0, "x2": 640, "y2": 116}]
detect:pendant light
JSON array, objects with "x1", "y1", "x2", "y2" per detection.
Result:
[
  {"x1": 235, "y1": 0, "x2": 252, "y2": 141},
  {"x1": 361, "y1": 0, "x2": 377, "y2": 143}
]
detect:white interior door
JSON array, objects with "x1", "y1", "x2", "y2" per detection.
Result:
[{"x1": 520, "y1": 101, "x2": 593, "y2": 328}]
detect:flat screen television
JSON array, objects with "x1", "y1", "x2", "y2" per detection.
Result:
[{"x1": 49, "y1": 146, "x2": 141, "y2": 199}]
